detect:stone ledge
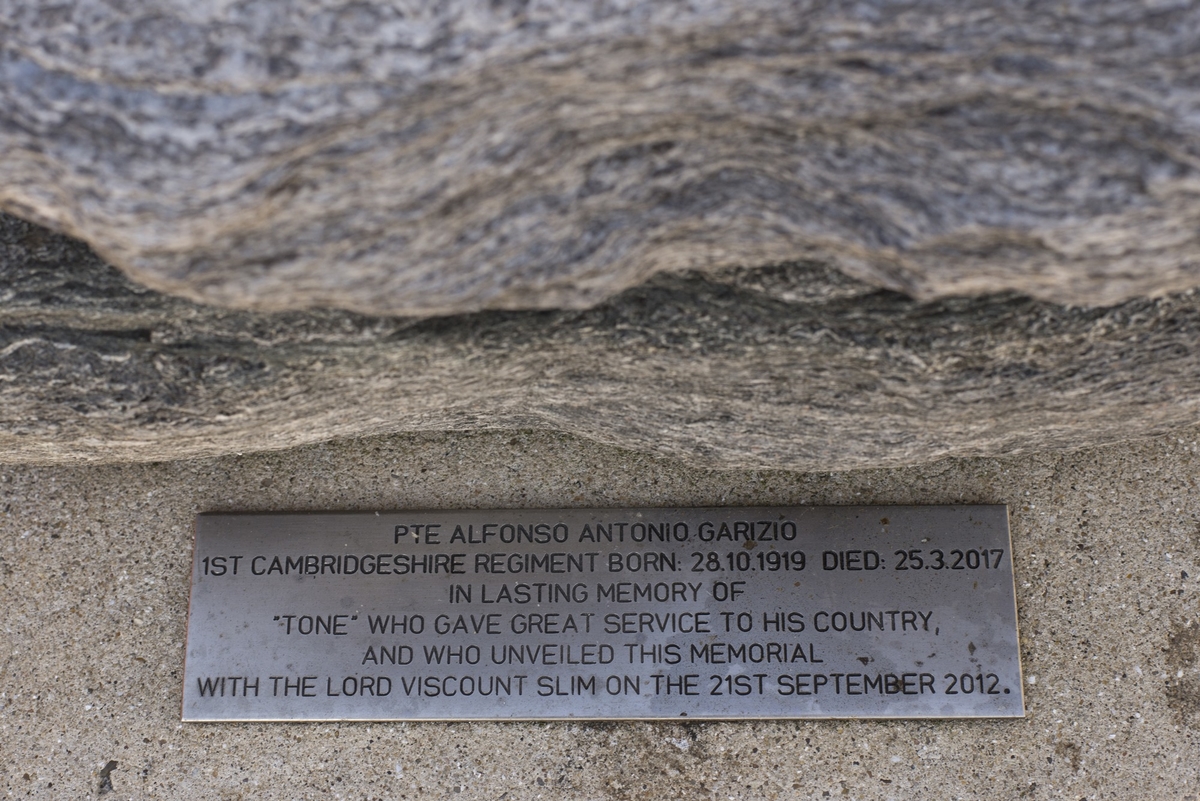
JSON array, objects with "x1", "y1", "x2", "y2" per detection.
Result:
[{"x1": 3, "y1": 214, "x2": 1199, "y2": 468}]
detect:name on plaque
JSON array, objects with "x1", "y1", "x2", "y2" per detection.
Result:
[{"x1": 182, "y1": 506, "x2": 1023, "y2": 720}]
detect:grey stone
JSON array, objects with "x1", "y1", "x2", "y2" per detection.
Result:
[
  {"x1": 4, "y1": 212, "x2": 1200, "y2": 468},
  {"x1": 4, "y1": 2, "x2": 1200, "y2": 315}
]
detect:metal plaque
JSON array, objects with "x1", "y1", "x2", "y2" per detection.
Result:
[{"x1": 183, "y1": 506, "x2": 1023, "y2": 721}]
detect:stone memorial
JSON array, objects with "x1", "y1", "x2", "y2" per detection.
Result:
[{"x1": 1, "y1": 0, "x2": 1199, "y2": 797}]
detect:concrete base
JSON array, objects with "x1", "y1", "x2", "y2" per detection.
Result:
[{"x1": 2, "y1": 428, "x2": 1198, "y2": 799}]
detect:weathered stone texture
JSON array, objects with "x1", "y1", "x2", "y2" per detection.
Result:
[
  {"x1": 4, "y1": 213, "x2": 1200, "y2": 468},
  {"x1": 4, "y1": 2, "x2": 1200, "y2": 315}
]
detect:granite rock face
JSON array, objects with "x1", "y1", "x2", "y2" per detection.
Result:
[
  {"x1": 4, "y1": 213, "x2": 1200, "y2": 468},
  {"x1": 4, "y1": 2, "x2": 1200, "y2": 315}
]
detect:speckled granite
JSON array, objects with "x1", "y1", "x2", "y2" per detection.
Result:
[{"x1": 1, "y1": 428, "x2": 1198, "y2": 799}]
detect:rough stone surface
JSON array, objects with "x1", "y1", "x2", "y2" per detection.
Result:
[
  {"x1": 4, "y1": 2, "x2": 1200, "y2": 314},
  {"x1": 1, "y1": 427, "x2": 1198, "y2": 799},
  {"x1": 4, "y1": 212, "x2": 1200, "y2": 469}
]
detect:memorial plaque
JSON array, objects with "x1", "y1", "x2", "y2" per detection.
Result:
[{"x1": 182, "y1": 506, "x2": 1023, "y2": 720}]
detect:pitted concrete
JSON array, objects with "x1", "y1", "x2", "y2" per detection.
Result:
[{"x1": 1, "y1": 428, "x2": 1198, "y2": 799}]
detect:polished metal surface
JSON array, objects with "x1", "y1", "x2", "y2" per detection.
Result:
[{"x1": 182, "y1": 506, "x2": 1022, "y2": 720}]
